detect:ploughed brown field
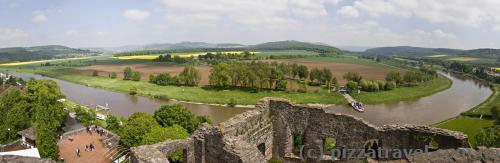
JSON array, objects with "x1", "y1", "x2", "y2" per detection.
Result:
[
  {"x1": 72, "y1": 64, "x2": 211, "y2": 85},
  {"x1": 72, "y1": 59, "x2": 403, "y2": 86}
]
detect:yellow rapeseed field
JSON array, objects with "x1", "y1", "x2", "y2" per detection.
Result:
[
  {"x1": 447, "y1": 57, "x2": 479, "y2": 62},
  {"x1": 0, "y1": 57, "x2": 92, "y2": 66},
  {"x1": 427, "y1": 54, "x2": 448, "y2": 58}
]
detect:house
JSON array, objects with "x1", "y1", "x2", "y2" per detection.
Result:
[{"x1": 17, "y1": 127, "x2": 36, "y2": 149}]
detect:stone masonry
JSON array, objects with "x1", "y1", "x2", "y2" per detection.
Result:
[{"x1": 131, "y1": 98, "x2": 499, "y2": 163}]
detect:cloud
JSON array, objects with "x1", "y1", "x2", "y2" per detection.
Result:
[
  {"x1": 0, "y1": 28, "x2": 30, "y2": 47},
  {"x1": 65, "y1": 29, "x2": 79, "y2": 36},
  {"x1": 159, "y1": 0, "x2": 339, "y2": 27},
  {"x1": 32, "y1": 13, "x2": 48, "y2": 23},
  {"x1": 123, "y1": 9, "x2": 150, "y2": 20},
  {"x1": 337, "y1": 6, "x2": 359, "y2": 17},
  {"x1": 352, "y1": 0, "x2": 500, "y2": 29}
]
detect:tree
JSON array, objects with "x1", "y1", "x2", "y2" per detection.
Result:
[
  {"x1": 209, "y1": 63, "x2": 232, "y2": 88},
  {"x1": 4, "y1": 107, "x2": 30, "y2": 142},
  {"x1": 343, "y1": 72, "x2": 362, "y2": 82},
  {"x1": 297, "y1": 65, "x2": 309, "y2": 80},
  {"x1": 385, "y1": 71, "x2": 402, "y2": 85},
  {"x1": 346, "y1": 81, "x2": 358, "y2": 91},
  {"x1": 105, "y1": 114, "x2": 121, "y2": 133},
  {"x1": 491, "y1": 106, "x2": 500, "y2": 124},
  {"x1": 385, "y1": 81, "x2": 396, "y2": 90},
  {"x1": 132, "y1": 72, "x2": 141, "y2": 81},
  {"x1": 75, "y1": 105, "x2": 96, "y2": 126},
  {"x1": 92, "y1": 70, "x2": 99, "y2": 77},
  {"x1": 119, "y1": 112, "x2": 160, "y2": 147},
  {"x1": 321, "y1": 68, "x2": 333, "y2": 85},
  {"x1": 179, "y1": 65, "x2": 201, "y2": 86},
  {"x1": 123, "y1": 67, "x2": 133, "y2": 80},
  {"x1": 27, "y1": 80, "x2": 65, "y2": 160},
  {"x1": 141, "y1": 125, "x2": 189, "y2": 145},
  {"x1": 154, "y1": 104, "x2": 199, "y2": 133}
]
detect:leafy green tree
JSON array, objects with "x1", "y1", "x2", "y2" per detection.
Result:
[
  {"x1": 123, "y1": 67, "x2": 133, "y2": 80},
  {"x1": 153, "y1": 104, "x2": 210, "y2": 133},
  {"x1": 343, "y1": 72, "x2": 362, "y2": 82},
  {"x1": 3, "y1": 107, "x2": 30, "y2": 142},
  {"x1": 105, "y1": 114, "x2": 122, "y2": 133},
  {"x1": 346, "y1": 81, "x2": 358, "y2": 91},
  {"x1": 385, "y1": 81, "x2": 396, "y2": 90},
  {"x1": 119, "y1": 112, "x2": 160, "y2": 147},
  {"x1": 297, "y1": 65, "x2": 309, "y2": 80},
  {"x1": 75, "y1": 105, "x2": 96, "y2": 126},
  {"x1": 132, "y1": 72, "x2": 141, "y2": 81},
  {"x1": 385, "y1": 71, "x2": 402, "y2": 85},
  {"x1": 27, "y1": 80, "x2": 65, "y2": 160},
  {"x1": 141, "y1": 125, "x2": 189, "y2": 145},
  {"x1": 179, "y1": 65, "x2": 201, "y2": 86},
  {"x1": 209, "y1": 63, "x2": 232, "y2": 88}
]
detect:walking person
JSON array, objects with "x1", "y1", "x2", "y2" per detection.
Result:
[{"x1": 76, "y1": 148, "x2": 80, "y2": 157}]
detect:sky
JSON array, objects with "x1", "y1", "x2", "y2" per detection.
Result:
[{"x1": 2, "y1": 0, "x2": 500, "y2": 49}]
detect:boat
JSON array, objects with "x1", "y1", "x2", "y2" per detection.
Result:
[{"x1": 350, "y1": 101, "x2": 365, "y2": 112}]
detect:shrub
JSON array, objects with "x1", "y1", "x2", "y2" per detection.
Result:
[
  {"x1": 129, "y1": 86, "x2": 138, "y2": 95},
  {"x1": 228, "y1": 98, "x2": 237, "y2": 107},
  {"x1": 92, "y1": 70, "x2": 99, "y2": 77},
  {"x1": 268, "y1": 156, "x2": 283, "y2": 163},
  {"x1": 324, "y1": 137, "x2": 336, "y2": 151},
  {"x1": 110, "y1": 72, "x2": 117, "y2": 79}
]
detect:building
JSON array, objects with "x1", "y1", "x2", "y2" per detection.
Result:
[{"x1": 17, "y1": 127, "x2": 36, "y2": 149}]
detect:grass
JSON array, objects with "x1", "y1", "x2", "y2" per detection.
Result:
[
  {"x1": 434, "y1": 116, "x2": 495, "y2": 146},
  {"x1": 427, "y1": 54, "x2": 448, "y2": 58},
  {"x1": 351, "y1": 76, "x2": 452, "y2": 104},
  {"x1": 18, "y1": 68, "x2": 346, "y2": 105},
  {"x1": 447, "y1": 57, "x2": 480, "y2": 62},
  {"x1": 464, "y1": 84, "x2": 499, "y2": 116}
]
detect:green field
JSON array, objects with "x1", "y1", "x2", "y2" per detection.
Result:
[
  {"x1": 434, "y1": 116, "x2": 494, "y2": 146},
  {"x1": 351, "y1": 76, "x2": 452, "y2": 104},
  {"x1": 303, "y1": 56, "x2": 405, "y2": 70}
]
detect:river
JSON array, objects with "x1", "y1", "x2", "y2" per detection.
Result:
[{"x1": 8, "y1": 71, "x2": 492, "y2": 126}]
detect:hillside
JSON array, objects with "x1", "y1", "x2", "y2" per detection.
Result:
[
  {"x1": 463, "y1": 49, "x2": 500, "y2": 58},
  {"x1": 114, "y1": 40, "x2": 344, "y2": 56},
  {"x1": 248, "y1": 40, "x2": 343, "y2": 54},
  {"x1": 0, "y1": 45, "x2": 97, "y2": 63},
  {"x1": 363, "y1": 46, "x2": 463, "y2": 57}
]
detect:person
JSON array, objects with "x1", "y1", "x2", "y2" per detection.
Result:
[
  {"x1": 85, "y1": 145, "x2": 89, "y2": 152},
  {"x1": 76, "y1": 148, "x2": 80, "y2": 157},
  {"x1": 90, "y1": 143, "x2": 94, "y2": 152}
]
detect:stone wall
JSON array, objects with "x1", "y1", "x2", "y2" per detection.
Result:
[
  {"x1": 130, "y1": 98, "x2": 492, "y2": 163},
  {"x1": 0, "y1": 155, "x2": 55, "y2": 163}
]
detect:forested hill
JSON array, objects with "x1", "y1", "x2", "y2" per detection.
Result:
[
  {"x1": 0, "y1": 45, "x2": 97, "y2": 63},
  {"x1": 363, "y1": 46, "x2": 463, "y2": 57},
  {"x1": 362, "y1": 46, "x2": 500, "y2": 59},
  {"x1": 249, "y1": 40, "x2": 343, "y2": 54},
  {"x1": 114, "y1": 40, "x2": 344, "y2": 56}
]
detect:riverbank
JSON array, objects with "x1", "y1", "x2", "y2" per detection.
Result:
[
  {"x1": 0, "y1": 67, "x2": 454, "y2": 106},
  {"x1": 434, "y1": 84, "x2": 499, "y2": 146},
  {"x1": 351, "y1": 75, "x2": 452, "y2": 104}
]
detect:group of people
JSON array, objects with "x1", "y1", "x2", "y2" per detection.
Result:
[{"x1": 86, "y1": 125, "x2": 106, "y2": 137}]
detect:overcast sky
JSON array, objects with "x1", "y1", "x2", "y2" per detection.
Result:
[{"x1": 2, "y1": 0, "x2": 500, "y2": 49}]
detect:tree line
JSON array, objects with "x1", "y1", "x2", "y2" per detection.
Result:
[
  {"x1": 343, "y1": 68, "x2": 438, "y2": 92},
  {"x1": 149, "y1": 65, "x2": 201, "y2": 86},
  {"x1": 208, "y1": 61, "x2": 336, "y2": 91},
  {"x1": 0, "y1": 77, "x2": 66, "y2": 160}
]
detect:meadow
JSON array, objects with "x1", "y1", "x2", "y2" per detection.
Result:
[{"x1": 434, "y1": 116, "x2": 494, "y2": 146}]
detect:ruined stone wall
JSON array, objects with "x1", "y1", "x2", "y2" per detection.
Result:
[
  {"x1": 268, "y1": 99, "x2": 469, "y2": 161},
  {"x1": 131, "y1": 98, "x2": 477, "y2": 163}
]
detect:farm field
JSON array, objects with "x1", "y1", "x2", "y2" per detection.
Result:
[
  {"x1": 267, "y1": 57, "x2": 406, "y2": 84},
  {"x1": 427, "y1": 54, "x2": 448, "y2": 58},
  {"x1": 447, "y1": 57, "x2": 480, "y2": 62},
  {"x1": 0, "y1": 56, "x2": 93, "y2": 66},
  {"x1": 255, "y1": 50, "x2": 318, "y2": 57},
  {"x1": 73, "y1": 64, "x2": 212, "y2": 85},
  {"x1": 435, "y1": 116, "x2": 494, "y2": 146},
  {"x1": 113, "y1": 51, "x2": 258, "y2": 60}
]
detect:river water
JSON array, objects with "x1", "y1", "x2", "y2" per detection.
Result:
[{"x1": 8, "y1": 71, "x2": 491, "y2": 126}]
